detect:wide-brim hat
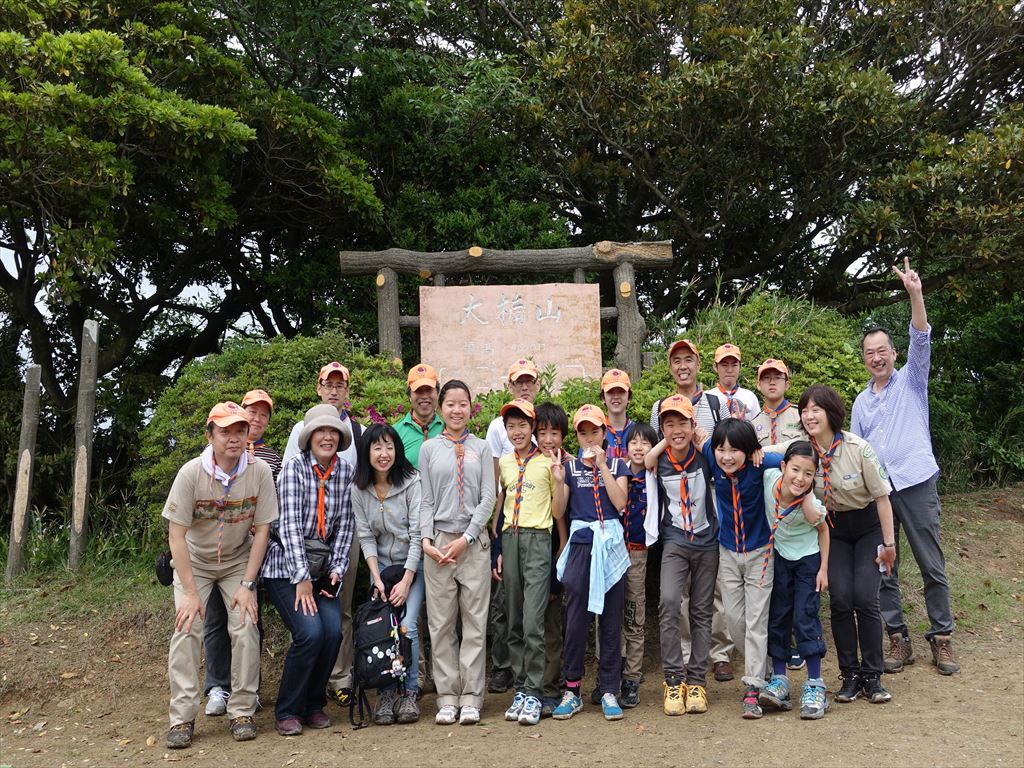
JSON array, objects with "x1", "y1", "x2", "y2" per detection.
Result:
[{"x1": 298, "y1": 404, "x2": 352, "y2": 452}]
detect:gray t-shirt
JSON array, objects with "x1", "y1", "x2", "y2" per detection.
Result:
[{"x1": 658, "y1": 451, "x2": 717, "y2": 550}]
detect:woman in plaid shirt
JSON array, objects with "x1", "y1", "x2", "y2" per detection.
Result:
[{"x1": 261, "y1": 404, "x2": 355, "y2": 737}]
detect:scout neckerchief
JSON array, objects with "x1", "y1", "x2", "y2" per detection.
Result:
[
  {"x1": 511, "y1": 446, "x2": 540, "y2": 532},
  {"x1": 665, "y1": 446, "x2": 698, "y2": 540},
  {"x1": 811, "y1": 432, "x2": 844, "y2": 515},
  {"x1": 312, "y1": 455, "x2": 338, "y2": 541},
  {"x1": 724, "y1": 468, "x2": 747, "y2": 553},
  {"x1": 411, "y1": 414, "x2": 433, "y2": 442},
  {"x1": 442, "y1": 429, "x2": 470, "y2": 513},
  {"x1": 605, "y1": 418, "x2": 633, "y2": 460},
  {"x1": 688, "y1": 386, "x2": 705, "y2": 408},
  {"x1": 762, "y1": 399, "x2": 792, "y2": 444},
  {"x1": 717, "y1": 384, "x2": 740, "y2": 416},
  {"x1": 759, "y1": 477, "x2": 807, "y2": 585},
  {"x1": 584, "y1": 455, "x2": 605, "y2": 528}
]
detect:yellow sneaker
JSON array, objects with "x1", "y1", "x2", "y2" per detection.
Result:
[
  {"x1": 663, "y1": 681, "x2": 686, "y2": 716},
  {"x1": 685, "y1": 684, "x2": 708, "y2": 714}
]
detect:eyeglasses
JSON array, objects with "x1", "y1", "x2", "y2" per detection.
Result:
[{"x1": 319, "y1": 382, "x2": 348, "y2": 392}]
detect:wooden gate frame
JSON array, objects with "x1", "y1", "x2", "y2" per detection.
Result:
[{"x1": 338, "y1": 240, "x2": 673, "y2": 379}]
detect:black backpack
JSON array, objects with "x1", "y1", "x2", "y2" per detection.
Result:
[{"x1": 349, "y1": 566, "x2": 414, "y2": 728}]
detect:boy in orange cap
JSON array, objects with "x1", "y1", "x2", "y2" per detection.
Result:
[
  {"x1": 751, "y1": 359, "x2": 805, "y2": 447},
  {"x1": 599, "y1": 368, "x2": 633, "y2": 459},
  {"x1": 163, "y1": 402, "x2": 278, "y2": 749},
  {"x1": 712, "y1": 343, "x2": 759, "y2": 420}
]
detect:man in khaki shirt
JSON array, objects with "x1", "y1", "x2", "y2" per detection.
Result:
[{"x1": 163, "y1": 402, "x2": 278, "y2": 748}]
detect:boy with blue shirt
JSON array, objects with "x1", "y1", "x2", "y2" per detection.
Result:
[{"x1": 552, "y1": 404, "x2": 630, "y2": 722}]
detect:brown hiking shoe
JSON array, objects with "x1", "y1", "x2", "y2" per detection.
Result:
[
  {"x1": 713, "y1": 661, "x2": 734, "y2": 682},
  {"x1": 884, "y1": 631, "x2": 914, "y2": 673},
  {"x1": 166, "y1": 720, "x2": 194, "y2": 749},
  {"x1": 229, "y1": 715, "x2": 257, "y2": 741},
  {"x1": 930, "y1": 635, "x2": 960, "y2": 675}
]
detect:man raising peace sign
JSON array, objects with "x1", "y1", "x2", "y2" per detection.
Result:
[{"x1": 851, "y1": 258, "x2": 959, "y2": 677}]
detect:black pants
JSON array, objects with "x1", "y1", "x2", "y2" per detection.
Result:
[{"x1": 828, "y1": 503, "x2": 883, "y2": 676}]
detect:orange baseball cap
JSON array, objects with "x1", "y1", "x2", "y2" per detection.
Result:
[
  {"x1": 667, "y1": 338, "x2": 700, "y2": 360},
  {"x1": 500, "y1": 399, "x2": 536, "y2": 419},
  {"x1": 207, "y1": 401, "x2": 251, "y2": 428},
  {"x1": 572, "y1": 404, "x2": 607, "y2": 430},
  {"x1": 318, "y1": 361, "x2": 350, "y2": 383},
  {"x1": 659, "y1": 394, "x2": 695, "y2": 420},
  {"x1": 601, "y1": 368, "x2": 632, "y2": 392},
  {"x1": 714, "y1": 343, "x2": 742, "y2": 363},
  {"x1": 407, "y1": 363, "x2": 438, "y2": 390},
  {"x1": 241, "y1": 389, "x2": 274, "y2": 412},
  {"x1": 757, "y1": 358, "x2": 790, "y2": 379},
  {"x1": 508, "y1": 358, "x2": 539, "y2": 382}
]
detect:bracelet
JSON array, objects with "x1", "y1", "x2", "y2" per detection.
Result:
[{"x1": 883, "y1": 542, "x2": 896, "y2": 548}]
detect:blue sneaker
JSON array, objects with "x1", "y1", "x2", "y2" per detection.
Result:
[
  {"x1": 540, "y1": 697, "x2": 560, "y2": 718},
  {"x1": 788, "y1": 651, "x2": 806, "y2": 670},
  {"x1": 600, "y1": 693, "x2": 624, "y2": 721},
  {"x1": 759, "y1": 675, "x2": 792, "y2": 711},
  {"x1": 504, "y1": 691, "x2": 526, "y2": 721},
  {"x1": 552, "y1": 691, "x2": 583, "y2": 720},
  {"x1": 518, "y1": 695, "x2": 542, "y2": 726},
  {"x1": 800, "y1": 679, "x2": 829, "y2": 720}
]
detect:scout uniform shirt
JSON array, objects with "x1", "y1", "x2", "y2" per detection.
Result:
[
  {"x1": 163, "y1": 452, "x2": 279, "y2": 568},
  {"x1": 751, "y1": 401, "x2": 805, "y2": 447},
  {"x1": 811, "y1": 431, "x2": 890, "y2": 511}
]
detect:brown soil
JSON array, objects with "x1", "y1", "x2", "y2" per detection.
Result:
[{"x1": 2, "y1": 488, "x2": 1023, "y2": 768}]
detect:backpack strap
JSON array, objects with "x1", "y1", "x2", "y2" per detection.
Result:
[
  {"x1": 705, "y1": 393, "x2": 722, "y2": 425},
  {"x1": 349, "y1": 686, "x2": 372, "y2": 730}
]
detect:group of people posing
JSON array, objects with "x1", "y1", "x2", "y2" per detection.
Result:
[{"x1": 160, "y1": 259, "x2": 959, "y2": 749}]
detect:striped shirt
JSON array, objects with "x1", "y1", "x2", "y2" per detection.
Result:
[
  {"x1": 261, "y1": 451, "x2": 355, "y2": 584},
  {"x1": 251, "y1": 442, "x2": 283, "y2": 482}
]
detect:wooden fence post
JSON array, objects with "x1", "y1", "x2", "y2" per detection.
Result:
[
  {"x1": 69, "y1": 320, "x2": 99, "y2": 571},
  {"x1": 5, "y1": 364, "x2": 41, "y2": 583},
  {"x1": 612, "y1": 262, "x2": 644, "y2": 379},
  {"x1": 376, "y1": 267, "x2": 402, "y2": 361}
]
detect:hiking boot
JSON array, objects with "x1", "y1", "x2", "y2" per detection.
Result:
[
  {"x1": 435, "y1": 704, "x2": 458, "y2": 725},
  {"x1": 552, "y1": 690, "x2": 583, "y2": 720},
  {"x1": 229, "y1": 715, "x2": 257, "y2": 741},
  {"x1": 742, "y1": 687, "x2": 763, "y2": 719},
  {"x1": 205, "y1": 686, "x2": 229, "y2": 716},
  {"x1": 396, "y1": 690, "x2": 420, "y2": 724},
  {"x1": 327, "y1": 687, "x2": 353, "y2": 708},
  {"x1": 600, "y1": 693, "x2": 624, "y2": 721},
  {"x1": 518, "y1": 695, "x2": 542, "y2": 726},
  {"x1": 884, "y1": 631, "x2": 914, "y2": 673},
  {"x1": 663, "y1": 679, "x2": 686, "y2": 716},
  {"x1": 619, "y1": 679, "x2": 640, "y2": 709},
  {"x1": 275, "y1": 717, "x2": 302, "y2": 736},
  {"x1": 459, "y1": 705, "x2": 480, "y2": 725},
  {"x1": 488, "y1": 667, "x2": 514, "y2": 693},
  {"x1": 505, "y1": 691, "x2": 527, "y2": 721},
  {"x1": 860, "y1": 674, "x2": 892, "y2": 703},
  {"x1": 374, "y1": 688, "x2": 399, "y2": 725},
  {"x1": 166, "y1": 721, "x2": 194, "y2": 749},
  {"x1": 799, "y1": 680, "x2": 829, "y2": 720},
  {"x1": 713, "y1": 660, "x2": 734, "y2": 682},
  {"x1": 930, "y1": 635, "x2": 960, "y2": 675},
  {"x1": 304, "y1": 710, "x2": 331, "y2": 729},
  {"x1": 759, "y1": 675, "x2": 792, "y2": 711},
  {"x1": 834, "y1": 673, "x2": 861, "y2": 703},
  {"x1": 685, "y1": 684, "x2": 708, "y2": 714}
]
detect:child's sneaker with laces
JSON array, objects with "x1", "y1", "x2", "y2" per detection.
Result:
[
  {"x1": 540, "y1": 697, "x2": 559, "y2": 718},
  {"x1": 505, "y1": 691, "x2": 527, "y2": 721},
  {"x1": 619, "y1": 679, "x2": 640, "y2": 708},
  {"x1": 685, "y1": 684, "x2": 708, "y2": 714},
  {"x1": 552, "y1": 690, "x2": 583, "y2": 720},
  {"x1": 860, "y1": 674, "x2": 892, "y2": 703},
  {"x1": 600, "y1": 693, "x2": 623, "y2": 721},
  {"x1": 759, "y1": 675, "x2": 792, "y2": 711},
  {"x1": 662, "y1": 679, "x2": 686, "y2": 716},
  {"x1": 518, "y1": 695, "x2": 542, "y2": 726},
  {"x1": 800, "y1": 679, "x2": 829, "y2": 720},
  {"x1": 459, "y1": 705, "x2": 480, "y2": 725},
  {"x1": 205, "y1": 686, "x2": 229, "y2": 716},
  {"x1": 834, "y1": 673, "x2": 861, "y2": 703},
  {"x1": 435, "y1": 704, "x2": 458, "y2": 725},
  {"x1": 742, "y1": 687, "x2": 763, "y2": 719}
]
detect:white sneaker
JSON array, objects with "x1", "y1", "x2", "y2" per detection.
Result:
[
  {"x1": 435, "y1": 704, "x2": 458, "y2": 725},
  {"x1": 459, "y1": 705, "x2": 480, "y2": 725},
  {"x1": 518, "y1": 696, "x2": 541, "y2": 726},
  {"x1": 205, "y1": 686, "x2": 229, "y2": 716},
  {"x1": 505, "y1": 691, "x2": 527, "y2": 721}
]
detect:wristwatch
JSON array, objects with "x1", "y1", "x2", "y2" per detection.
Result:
[
  {"x1": 882, "y1": 542, "x2": 896, "y2": 549},
  {"x1": 463, "y1": 533, "x2": 476, "y2": 546},
  {"x1": 240, "y1": 580, "x2": 257, "y2": 591}
]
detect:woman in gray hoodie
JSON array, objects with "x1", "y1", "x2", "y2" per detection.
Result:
[{"x1": 352, "y1": 423, "x2": 423, "y2": 725}]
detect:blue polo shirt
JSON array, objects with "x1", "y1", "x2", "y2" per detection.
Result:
[
  {"x1": 701, "y1": 441, "x2": 782, "y2": 552},
  {"x1": 564, "y1": 457, "x2": 628, "y2": 545},
  {"x1": 623, "y1": 469, "x2": 648, "y2": 547}
]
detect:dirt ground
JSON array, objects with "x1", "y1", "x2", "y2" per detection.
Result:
[{"x1": 2, "y1": 488, "x2": 1023, "y2": 768}]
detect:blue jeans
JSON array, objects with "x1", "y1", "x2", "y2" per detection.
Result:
[
  {"x1": 264, "y1": 578, "x2": 342, "y2": 720},
  {"x1": 383, "y1": 568, "x2": 425, "y2": 693}
]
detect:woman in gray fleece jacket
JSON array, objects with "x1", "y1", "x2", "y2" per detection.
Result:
[
  {"x1": 419, "y1": 380, "x2": 496, "y2": 726},
  {"x1": 352, "y1": 423, "x2": 423, "y2": 725}
]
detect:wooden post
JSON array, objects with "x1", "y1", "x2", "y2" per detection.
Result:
[
  {"x1": 433, "y1": 273, "x2": 446, "y2": 287},
  {"x1": 573, "y1": 268, "x2": 585, "y2": 283},
  {"x1": 612, "y1": 262, "x2": 644, "y2": 379},
  {"x1": 5, "y1": 365, "x2": 41, "y2": 583},
  {"x1": 69, "y1": 320, "x2": 99, "y2": 571},
  {"x1": 376, "y1": 267, "x2": 402, "y2": 361}
]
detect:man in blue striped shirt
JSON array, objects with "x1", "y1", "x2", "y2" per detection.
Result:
[{"x1": 851, "y1": 258, "x2": 958, "y2": 677}]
